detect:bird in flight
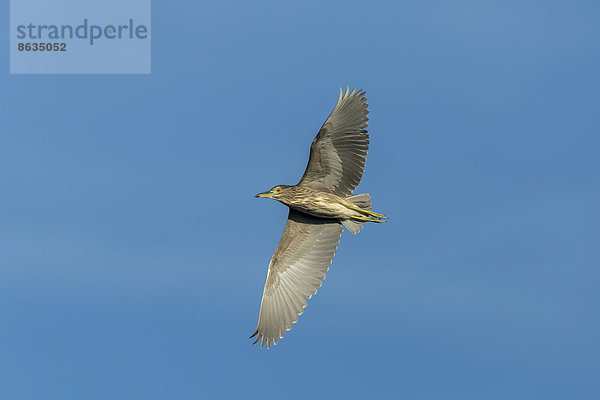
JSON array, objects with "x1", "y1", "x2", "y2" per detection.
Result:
[{"x1": 251, "y1": 87, "x2": 387, "y2": 348}]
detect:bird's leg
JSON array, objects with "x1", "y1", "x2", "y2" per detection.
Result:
[{"x1": 344, "y1": 204, "x2": 388, "y2": 219}]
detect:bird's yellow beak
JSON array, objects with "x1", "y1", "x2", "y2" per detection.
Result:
[{"x1": 254, "y1": 191, "x2": 271, "y2": 199}]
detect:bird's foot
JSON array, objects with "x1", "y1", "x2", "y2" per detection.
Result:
[
  {"x1": 351, "y1": 215, "x2": 387, "y2": 223},
  {"x1": 364, "y1": 210, "x2": 388, "y2": 219}
]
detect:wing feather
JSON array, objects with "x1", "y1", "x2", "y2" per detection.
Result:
[
  {"x1": 299, "y1": 87, "x2": 370, "y2": 196},
  {"x1": 251, "y1": 210, "x2": 343, "y2": 348}
]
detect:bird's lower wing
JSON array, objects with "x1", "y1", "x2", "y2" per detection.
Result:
[{"x1": 251, "y1": 210, "x2": 343, "y2": 348}]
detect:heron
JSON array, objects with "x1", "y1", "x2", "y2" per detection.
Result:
[{"x1": 251, "y1": 87, "x2": 386, "y2": 348}]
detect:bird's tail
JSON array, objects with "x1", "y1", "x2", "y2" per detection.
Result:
[
  {"x1": 341, "y1": 193, "x2": 387, "y2": 234},
  {"x1": 347, "y1": 193, "x2": 372, "y2": 210},
  {"x1": 341, "y1": 219, "x2": 364, "y2": 234},
  {"x1": 341, "y1": 193, "x2": 372, "y2": 234}
]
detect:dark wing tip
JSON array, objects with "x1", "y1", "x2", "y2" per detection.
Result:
[
  {"x1": 250, "y1": 329, "x2": 266, "y2": 347},
  {"x1": 340, "y1": 86, "x2": 367, "y2": 99}
]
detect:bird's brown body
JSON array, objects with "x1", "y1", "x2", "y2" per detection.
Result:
[{"x1": 259, "y1": 185, "x2": 363, "y2": 220}]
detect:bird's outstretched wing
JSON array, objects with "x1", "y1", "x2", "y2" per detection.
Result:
[
  {"x1": 298, "y1": 87, "x2": 370, "y2": 196},
  {"x1": 251, "y1": 210, "x2": 343, "y2": 348}
]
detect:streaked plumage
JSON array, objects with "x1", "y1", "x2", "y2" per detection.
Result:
[{"x1": 251, "y1": 87, "x2": 387, "y2": 348}]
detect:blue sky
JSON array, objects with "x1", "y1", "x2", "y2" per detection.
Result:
[{"x1": 1, "y1": 0, "x2": 599, "y2": 399}]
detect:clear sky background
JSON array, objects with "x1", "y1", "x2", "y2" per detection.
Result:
[{"x1": 1, "y1": 1, "x2": 599, "y2": 399}]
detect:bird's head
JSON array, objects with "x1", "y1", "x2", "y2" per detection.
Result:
[{"x1": 255, "y1": 185, "x2": 286, "y2": 199}]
